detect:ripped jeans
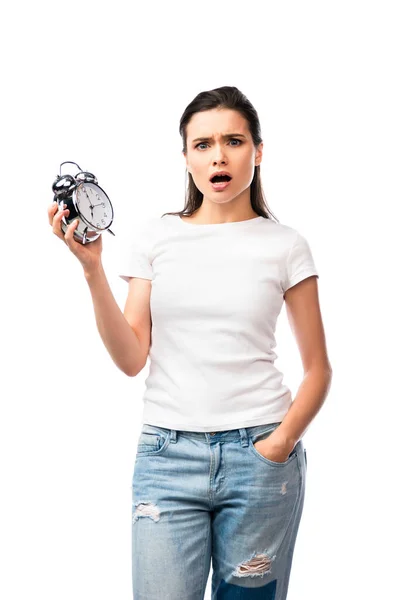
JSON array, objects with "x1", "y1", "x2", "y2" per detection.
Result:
[{"x1": 131, "y1": 422, "x2": 307, "y2": 599}]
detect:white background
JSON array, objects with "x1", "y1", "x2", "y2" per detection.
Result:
[{"x1": 1, "y1": 1, "x2": 399, "y2": 598}]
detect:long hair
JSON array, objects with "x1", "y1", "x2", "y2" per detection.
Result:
[{"x1": 161, "y1": 85, "x2": 279, "y2": 222}]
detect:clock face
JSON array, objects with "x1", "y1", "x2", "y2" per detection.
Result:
[{"x1": 75, "y1": 182, "x2": 113, "y2": 230}]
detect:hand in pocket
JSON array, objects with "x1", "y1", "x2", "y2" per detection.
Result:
[{"x1": 254, "y1": 434, "x2": 294, "y2": 463}]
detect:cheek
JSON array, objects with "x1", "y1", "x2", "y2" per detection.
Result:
[
  {"x1": 235, "y1": 163, "x2": 256, "y2": 183},
  {"x1": 191, "y1": 164, "x2": 209, "y2": 182},
  {"x1": 192, "y1": 158, "x2": 207, "y2": 171}
]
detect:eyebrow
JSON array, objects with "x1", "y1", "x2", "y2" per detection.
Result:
[{"x1": 191, "y1": 133, "x2": 247, "y2": 143}]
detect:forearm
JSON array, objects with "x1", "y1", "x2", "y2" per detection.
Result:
[
  {"x1": 84, "y1": 263, "x2": 143, "y2": 376},
  {"x1": 277, "y1": 366, "x2": 333, "y2": 448}
]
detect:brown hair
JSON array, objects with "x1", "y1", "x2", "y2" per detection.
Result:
[{"x1": 161, "y1": 85, "x2": 279, "y2": 222}]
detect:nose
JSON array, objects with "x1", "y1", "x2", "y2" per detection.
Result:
[
  {"x1": 212, "y1": 144, "x2": 227, "y2": 164},
  {"x1": 213, "y1": 155, "x2": 227, "y2": 165}
]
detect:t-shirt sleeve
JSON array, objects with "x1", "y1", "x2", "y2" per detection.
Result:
[
  {"x1": 117, "y1": 218, "x2": 154, "y2": 283},
  {"x1": 282, "y1": 231, "x2": 319, "y2": 293}
]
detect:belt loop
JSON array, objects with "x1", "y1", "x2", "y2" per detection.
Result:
[
  {"x1": 169, "y1": 429, "x2": 177, "y2": 443},
  {"x1": 239, "y1": 428, "x2": 249, "y2": 447}
]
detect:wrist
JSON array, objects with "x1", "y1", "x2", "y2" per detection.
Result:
[
  {"x1": 84, "y1": 262, "x2": 104, "y2": 280},
  {"x1": 270, "y1": 427, "x2": 297, "y2": 452}
]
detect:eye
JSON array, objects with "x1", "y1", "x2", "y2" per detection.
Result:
[{"x1": 194, "y1": 138, "x2": 243, "y2": 150}]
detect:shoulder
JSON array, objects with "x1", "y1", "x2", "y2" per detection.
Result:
[
  {"x1": 259, "y1": 218, "x2": 300, "y2": 250},
  {"x1": 269, "y1": 220, "x2": 314, "y2": 249},
  {"x1": 269, "y1": 220, "x2": 298, "y2": 237}
]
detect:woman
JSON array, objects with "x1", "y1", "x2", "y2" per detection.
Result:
[{"x1": 48, "y1": 86, "x2": 332, "y2": 599}]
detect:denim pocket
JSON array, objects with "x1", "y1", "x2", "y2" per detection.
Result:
[
  {"x1": 136, "y1": 425, "x2": 171, "y2": 457},
  {"x1": 249, "y1": 424, "x2": 298, "y2": 467}
]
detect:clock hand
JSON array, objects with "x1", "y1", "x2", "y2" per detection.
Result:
[
  {"x1": 83, "y1": 187, "x2": 94, "y2": 218},
  {"x1": 83, "y1": 187, "x2": 93, "y2": 205}
]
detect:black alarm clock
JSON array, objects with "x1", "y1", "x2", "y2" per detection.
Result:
[{"x1": 52, "y1": 161, "x2": 115, "y2": 244}]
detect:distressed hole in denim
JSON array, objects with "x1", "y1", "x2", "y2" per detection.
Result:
[
  {"x1": 233, "y1": 552, "x2": 276, "y2": 578},
  {"x1": 132, "y1": 501, "x2": 160, "y2": 524}
]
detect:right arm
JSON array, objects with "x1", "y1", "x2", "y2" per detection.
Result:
[
  {"x1": 84, "y1": 264, "x2": 150, "y2": 377},
  {"x1": 48, "y1": 201, "x2": 150, "y2": 377}
]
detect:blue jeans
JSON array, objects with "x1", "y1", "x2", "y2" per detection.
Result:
[{"x1": 132, "y1": 422, "x2": 307, "y2": 599}]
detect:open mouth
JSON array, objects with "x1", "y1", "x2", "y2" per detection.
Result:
[
  {"x1": 210, "y1": 174, "x2": 232, "y2": 183},
  {"x1": 210, "y1": 174, "x2": 233, "y2": 190}
]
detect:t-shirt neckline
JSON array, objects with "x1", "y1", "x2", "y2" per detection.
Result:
[{"x1": 176, "y1": 215, "x2": 265, "y2": 228}]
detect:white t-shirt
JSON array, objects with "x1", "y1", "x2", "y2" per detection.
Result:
[{"x1": 118, "y1": 214, "x2": 319, "y2": 432}]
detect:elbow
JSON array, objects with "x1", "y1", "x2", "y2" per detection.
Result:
[
  {"x1": 119, "y1": 363, "x2": 140, "y2": 378},
  {"x1": 126, "y1": 362, "x2": 145, "y2": 378},
  {"x1": 126, "y1": 367, "x2": 139, "y2": 377}
]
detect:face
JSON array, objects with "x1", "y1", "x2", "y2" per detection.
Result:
[{"x1": 183, "y1": 108, "x2": 263, "y2": 207}]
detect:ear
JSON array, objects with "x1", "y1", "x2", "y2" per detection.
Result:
[
  {"x1": 182, "y1": 151, "x2": 190, "y2": 173},
  {"x1": 255, "y1": 142, "x2": 263, "y2": 167}
]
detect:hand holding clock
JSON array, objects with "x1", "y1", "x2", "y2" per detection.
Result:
[
  {"x1": 48, "y1": 200, "x2": 103, "y2": 276},
  {"x1": 49, "y1": 162, "x2": 115, "y2": 275}
]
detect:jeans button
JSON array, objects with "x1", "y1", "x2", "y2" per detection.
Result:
[{"x1": 210, "y1": 432, "x2": 216, "y2": 436}]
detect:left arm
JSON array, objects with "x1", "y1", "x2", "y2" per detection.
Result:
[{"x1": 256, "y1": 275, "x2": 333, "y2": 461}]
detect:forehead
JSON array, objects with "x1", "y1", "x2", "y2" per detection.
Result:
[{"x1": 187, "y1": 108, "x2": 249, "y2": 141}]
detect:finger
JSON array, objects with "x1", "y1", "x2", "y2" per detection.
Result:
[
  {"x1": 54, "y1": 207, "x2": 67, "y2": 224},
  {"x1": 48, "y1": 201, "x2": 61, "y2": 225},
  {"x1": 52, "y1": 206, "x2": 69, "y2": 239},
  {"x1": 64, "y1": 219, "x2": 79, "y2": 245},
  {"x1": 49, "y1": 200, "x2": 64, "y2": 219}
]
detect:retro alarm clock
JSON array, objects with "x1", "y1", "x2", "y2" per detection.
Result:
[{"x1": 52, "y1": 161, "x2": 115, "y2": 244}]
